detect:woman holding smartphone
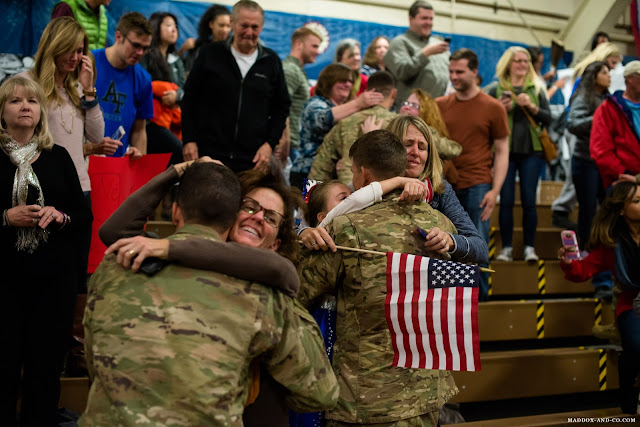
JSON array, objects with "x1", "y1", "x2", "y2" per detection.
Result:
[{"x1": 488, "y1": 46, "x2": 551, "y2": 262}]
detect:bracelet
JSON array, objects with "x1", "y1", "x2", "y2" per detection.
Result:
[
  {"x1": 81, "y1": 96, "x2": 100, "y2": 110},
  {"x1": 2, "y1": 209, "x2": 11, "y2": 227},
  {"x1": 58, "y1": 210, "x2": 70, "y2": 229}
]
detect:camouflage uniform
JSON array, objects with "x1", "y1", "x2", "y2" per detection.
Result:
[
  {"x1": 308, "y1": 106, "x2": 398, "y2": 183},
  {"x1": 298, "y1": 191, "x2": 459, "y2": 425},
  {"x1": 308, "y1": 106, "x2": 462, "y2": 184},
  {"x1": 80, "y1": 224, "x2": 338, "y2": 426}
]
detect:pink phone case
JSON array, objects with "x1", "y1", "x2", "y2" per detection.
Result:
[{"x1": 561, "y1": 230, "x2": 581, "y2": 260}]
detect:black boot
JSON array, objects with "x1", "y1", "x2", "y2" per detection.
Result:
[{"x1": 552, "y1": 210, "x2": 577, "y2": 230}]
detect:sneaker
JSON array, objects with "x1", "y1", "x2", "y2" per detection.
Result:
[
  {"x1": 552, "y1": 211, "x2": 577, "y2": 230},
  {"x1": 496, "y1": 246, "x2": 513, "y2": 262},
  {"x1": 524, "y1": 245, "x2": 539, "y2": 262}
]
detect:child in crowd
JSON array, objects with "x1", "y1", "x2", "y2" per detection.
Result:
[{"x1": 559, "y1": 181, "x2": 640, "y2": 414}]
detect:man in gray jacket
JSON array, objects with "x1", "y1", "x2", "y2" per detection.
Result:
[{"x1": 384, "y1": 1, "x2": 450, "y2": 110}]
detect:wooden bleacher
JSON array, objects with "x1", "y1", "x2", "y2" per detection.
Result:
[{"x1": 60, "y1": 181, "x2": 630, "y2": 422}]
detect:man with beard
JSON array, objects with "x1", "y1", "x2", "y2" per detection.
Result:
[
  {"x1": 436, "y1": 48, "x2": 509, "y2": 301},
  {"x1": 282, "y1": 27, "x2": 322, "y2": 162}
]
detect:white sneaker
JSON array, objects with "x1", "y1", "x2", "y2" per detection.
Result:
[
  {"x1": 524, "y1": 245, "x2": 539, "y2": 263},
  {"x1": 496, "y1": 246, "x2": 513, "y2": 262}
]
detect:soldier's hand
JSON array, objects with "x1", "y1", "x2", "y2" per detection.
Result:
[
  {"x1": 479, "y1": 189, "x2": 498, "y2": 221},
  {"x1": 360, "y1": 114, "x2": 383, "y2": 134},
  {"x1": 423, "y1": 227, "x2": 453, "y2": 254},
  {"x1": 300, "y1": 227, "x2": 337, "y2": 252},
  {"x1": 106, "y1": 236, "x2": 170, "y2": 273}
]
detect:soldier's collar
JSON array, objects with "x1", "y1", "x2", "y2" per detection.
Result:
[{"x1": 171, "y1": 224, "x2": 223, "y2": 241}]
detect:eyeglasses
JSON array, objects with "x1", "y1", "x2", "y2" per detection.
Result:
[
  {"x1": 402, "y1": 101, "x2": 420, "y2": 110},
  {"x1": 338, "y1": 79, "x2": 354, "y2": 84},
  {"x1": 240, "y1": 197, "x2": 285, "y2": 228},
  {"x1": 512, "y1": 59, "x2": 530, "y2": 64},
  {"x1": 124, "y1": 36, "x2": 150, "y2": 53}
]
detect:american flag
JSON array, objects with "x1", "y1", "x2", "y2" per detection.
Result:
[{"x1": 385, "y1": 252, "x2": 481, "y2": 371}]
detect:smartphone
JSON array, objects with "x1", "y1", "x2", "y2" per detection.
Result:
[
  {"x1": 501, "y1": 90, "x2": 512, "y2": 100},
  {"x1": 26, "y1": 184, "x2": 40, "y2": 205},
  {"x1": 444, "y1": 36, "x2": 451, "y2": 44},
  {"x1": 561, "y1": 230, "x2": 581, "y2": 260},
  {"x1": 111, "y1": 125, "x2": 126, "y2": 141}
]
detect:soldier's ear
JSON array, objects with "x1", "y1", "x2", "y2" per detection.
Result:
[{"x1": 172, "y1": 202, "x2": 184, "y2": 227}]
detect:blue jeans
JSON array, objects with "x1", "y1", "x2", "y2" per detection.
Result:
[
  {"x1": 571, "y1": 156, "x2": 603, "y2": 246},
  {"x1": 499, "y1": 154, "x2": 544, "y2": 247},
  {"x1": 617, "y1": 309, "x2": 640, "y2": 408},
  {"x1": 572, "y1": 156, "x2": 612, "y2": 290},
  {"x1": 456, "y1": 183, "x2": 491, "y2": 300}
]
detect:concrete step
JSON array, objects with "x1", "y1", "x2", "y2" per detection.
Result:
[
  {"x1": 489, "y1": 260, "x2": 593, "y2": 296},
  {"x1": 478, "y1": 298, "x2": 613, "y2": 341},
  {"x1": 451, "y1": 347, "x2": 620, "y2": 403}
]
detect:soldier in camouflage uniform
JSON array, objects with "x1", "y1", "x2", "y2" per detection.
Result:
[
  {"x1": 298, "y1": 131, "x2": 458, "y2": 426},
  {"x1": 308, "y1": 71, "x2": 399, "y2": 183},
  {"x1": 81, "y1": 163, "x2": 338, "y2": 426}
]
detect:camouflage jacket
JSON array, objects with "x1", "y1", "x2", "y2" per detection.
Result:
[
  {"x1": 308, "y1": 106, "x2": 398, "y2": 183},
  {"x1": 308, "y1": 105, "x2": 462, "y2": 184},
  {"x1": 80, "y1": 224, "x2": 338, "y2": 427},
  {"x1": 298, "y1": 191, "x2": 459, "y2": 424}
]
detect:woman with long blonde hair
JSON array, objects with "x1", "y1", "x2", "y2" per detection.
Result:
[
  {"x1": 0, "y1": 76, "x2": 91, "y2": 425},
  {"x1": 573, "y1": 42, "x2": 621, "y2": 81},
  {"x1": 22, "y1": 16, "x2": 111, "y2": 327},
  {"x1": 488, "y1": 46, "x2": 551, "y2": 263}
]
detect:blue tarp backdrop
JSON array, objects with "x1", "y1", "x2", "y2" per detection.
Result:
[{"x1": 5, "y1": 0, "x2": 573, "y2": 82}]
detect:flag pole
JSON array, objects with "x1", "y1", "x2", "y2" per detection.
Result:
[{"x1": 332, "y1": 245, "x2": 495, "y2": 273}]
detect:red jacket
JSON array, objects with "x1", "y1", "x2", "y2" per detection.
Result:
[
  {"x1": 560, "y1": 245, "x2": 638, "y2": 318},
  {"x1": 590, "y1": 91, "x2": 640, "y2": 188}
]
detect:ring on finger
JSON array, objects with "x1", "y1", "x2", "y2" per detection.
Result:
[
  {"x1": 32, "y1": 218, "x2": 38, "y2": 224},
  {"x1": 128, "y1": 250, "x2": 136, "y2": 257},
  {"x1": 311, "y1": 242, "x2": 317, "y2": 248},
  {"x1": 51, "y1": 213, "x2": 56, "y2": 219}
]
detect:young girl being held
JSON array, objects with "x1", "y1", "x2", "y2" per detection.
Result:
[
  {"x1": 300, "y1": 177, "x2": 432, "y2": 251},
  {"x1": 559, "y1": 181, "x2": 640, "y2": 414}
]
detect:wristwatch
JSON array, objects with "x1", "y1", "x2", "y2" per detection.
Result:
[{"x1": 83, "y1": 87, "x2": 97, "y2": 97}]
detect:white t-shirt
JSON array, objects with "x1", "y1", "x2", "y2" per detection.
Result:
[{"x1": 231, "y1": 45, "x2": 258, "y2": 79}]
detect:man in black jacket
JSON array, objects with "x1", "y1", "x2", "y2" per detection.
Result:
[{"x1": 182, "y1": 0, "x2": 290, "y2": 172}]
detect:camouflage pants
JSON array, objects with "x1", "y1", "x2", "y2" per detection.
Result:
[{"x1": 326, "y1": 411, "x2": 438, "y2": 427}]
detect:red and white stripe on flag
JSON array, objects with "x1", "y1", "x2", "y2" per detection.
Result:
[{"x1": 384, "y1": 252, "x2": 481, "y2": 371}]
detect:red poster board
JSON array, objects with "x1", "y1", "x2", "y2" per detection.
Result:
[{"x1": 87, "y1": 154, "x2": 171, "y2": 272}]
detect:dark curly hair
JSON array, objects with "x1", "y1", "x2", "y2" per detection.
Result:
[{"x1": 237, "y1": 169, "x2": 305, "y2": 265}]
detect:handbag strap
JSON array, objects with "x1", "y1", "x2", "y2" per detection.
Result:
[{"x1": 518, "y1": 100, "x2": 541, "y2": 130}]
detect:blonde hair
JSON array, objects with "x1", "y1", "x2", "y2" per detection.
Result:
[
  {"x1": 495, "y1": 46, "x2": 543, "y2": 95},
  {"x1": 386, "y1": 115, "x2": 445, "y2": 193},
  {"x1": 573, "y1": 42, "x2": 621, "y2": 79},
  {"x1": 0, "y1": 77, "x2": 54, "y2": 150},
  {"x1": 412, "y1": 88, "x2": 450, "y2": 138},
  {"x1": 31, "y1": 17, "x2": 90, "y2": 110}
]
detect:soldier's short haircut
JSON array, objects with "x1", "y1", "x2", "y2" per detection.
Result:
[
  {"x1": 116, "y1": 12, "x2": 152, "y2": 38},
  {"x1": 231, "y1": 0, "x2": 264, "y2": 22},
  {"x1": 291, "y1": 27, "x2": 322, "y2": 45},
  {"x1": 409, "y1": 1, "x2": 433, "y2": 17},
  {"x1": 349, "y1": 130, "x2": 407, "y2": 181},
  {"x1": 367, "y1": 71, "x2": 395, "y2": 98},
  {"x1": 450, "y1": 48, "x2": 479, "y2": 71},
  {"x1": 177, "y1": 163, "x2": 242, "y2": 231}
]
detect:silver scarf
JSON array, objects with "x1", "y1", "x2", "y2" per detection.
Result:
[{"x1": 0, "y1": 136, "x2": 47, "y2": 252}]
